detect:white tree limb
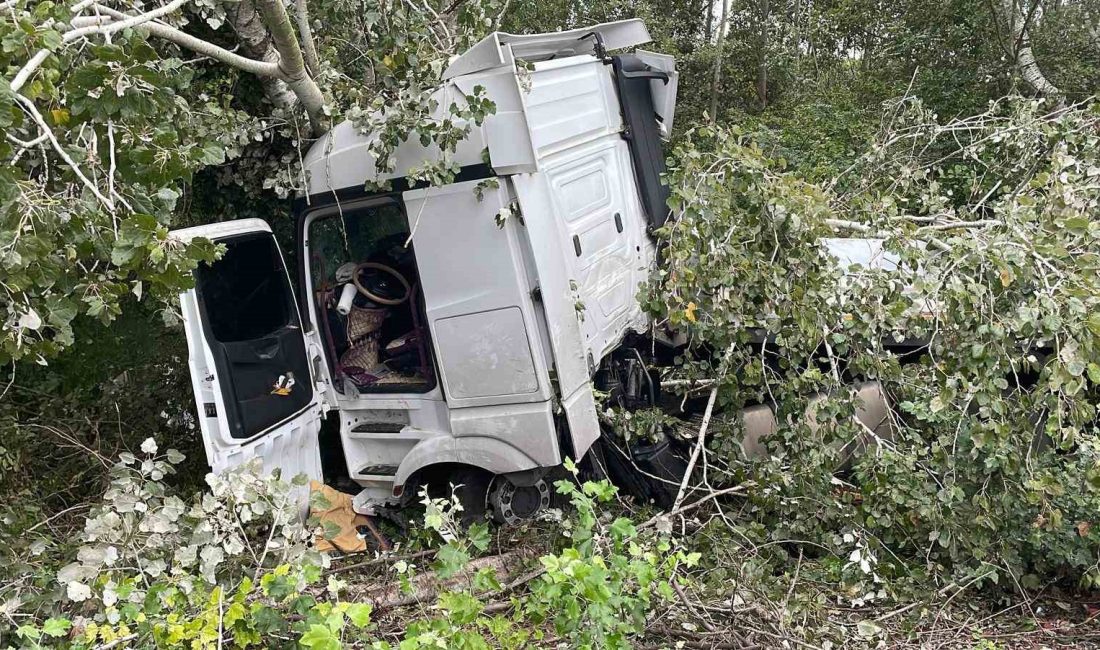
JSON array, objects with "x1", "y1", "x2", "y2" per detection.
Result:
[
  {"x1": 1000, "y1": 0, "x2": 1061, "y2": 97},
  {"x1": 14, "y1": 94, "x2": 115, "y2": 212},
  {"x1": 252, "y1": 0, "x2": 327, "y2": 132},
  {"x1": 293, "y1": 0, "x2": 320, "y2": 76},
  {"x1": 89, "y1": 5, "x2": 282, "y2": 77},
  {"x1": 225, "y1": 0, "x2": 298, "y2": 109},
  {"x1": 672, "y1": 384, "x2": 719, "y2": 513},
  {"x1": 12, "y1": 0, "x2": 325, "y2": 132},
  {"x1": 11, "y1": 0, "x2": 190, "y2": 92}
]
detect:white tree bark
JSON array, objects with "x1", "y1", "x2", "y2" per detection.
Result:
[
  {"x1": 1001, "y1": 0, "x2": 1062, "y2": 98},
  {"x1": 64, "y1": 0, "x2": 329, "y2": 132},
  {"x1": 707, "y1": 0, "x2": 730, "y2": 123},
  {"x1": 86, "y1": 7, "x2": 281, "y2": 77},
  {"x1": 293, "y1": 0, "x2": 321, "y2": 76},
  {"x1": 252, "y1": 0, "x2": 327, "y2": 132},
  {"x1": 225, "y1": 0, "x2": 298, "y2": 110}
]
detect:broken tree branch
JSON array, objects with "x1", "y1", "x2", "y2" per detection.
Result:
[
  {"x1": 14, "y1": 94, "x2": 116, "y2": 211},
  {"x1": 293, "y1": 0, "x2": 321, "y2": 76},
  {"x1": 11, "y1": 0, "x2": 189, "y2": 93},
  {"x1": 86, "y1": 5, "x2": 281, "y2": 78},
  {"x1": 252, "y1": 0, "x2": 327, "y2": 132}
]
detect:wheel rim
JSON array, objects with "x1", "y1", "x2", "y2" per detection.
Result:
[{"x1": 490, "y1": 478, "x2": 551, "y2": 525}]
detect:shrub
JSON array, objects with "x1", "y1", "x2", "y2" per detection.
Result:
[{"x1": 651, "y1": 96, "x2": 1100, "y2": 590}]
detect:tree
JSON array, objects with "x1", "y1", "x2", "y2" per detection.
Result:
[
  {"x1": 995, "y1": 0, "x2": 1062, "y2": 97},
  {"x1": 0, "y1": 0, "x2": 501, "y2": 365},
  {"x1": 653, "y1": 94, "x2": 1100, "y2": 587}
]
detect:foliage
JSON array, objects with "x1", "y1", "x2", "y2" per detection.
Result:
[
  {"x1": 600, "y1": 405, "x2": 683, "y2": 445},
  {"x1": 649, "y1": 96, "x2": 1100, "y2": 594},
  {"x1": 0, "y1": 444, "x2": 694, "y2": 649},
  {"x1": 524, "y1": 466, "x2": 700, "y2": 649},
  {"x1": 0, "y1": 2, "x2": 259, "y2": 363},
  {"x1": 0, "y1": 0, "x2": 507, "y2": 365},
  {"x1": 2, "y1": 0, "x2": 1100, "y2": 646},
  {"x1": 338, "y1": 0, "x2": 502, "y2": 190}
]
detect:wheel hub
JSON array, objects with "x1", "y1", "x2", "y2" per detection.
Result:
[{"x1": 489, "y1": 477, "x2": 551, "y2": 524}]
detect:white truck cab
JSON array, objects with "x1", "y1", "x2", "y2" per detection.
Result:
[{"x1": 173, "y1": 21, "x2": 680, "y2": 520}]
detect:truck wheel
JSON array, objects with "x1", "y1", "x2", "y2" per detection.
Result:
[
  {"x1": 489, "y1": 476, "x2": 551, "y2": 525},
  {"x1": 446, "y1": 467, "x2": 493, "y2": 526}
]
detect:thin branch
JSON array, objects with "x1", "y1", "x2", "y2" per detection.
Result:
[
  {"x1": 292, "y1": 0, "x2": 321, "y2": 76},
  {"x1": 14, "y1": 94, "x2": 115, "y2": 211},
  {"x1": 89, "y1": 5, "x2": 282, "y2": 77},
  {"x1": 11, "y1": 0, "x2": 189, "y2": 92}
]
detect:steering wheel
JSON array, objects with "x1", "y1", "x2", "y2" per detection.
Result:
[{"x1": 352, "y1": 262, "x2": 411, "y2": 306}]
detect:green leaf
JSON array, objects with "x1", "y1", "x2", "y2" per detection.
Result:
[
  {"x1": 609, "y1": 517, "x2": 637, "y2": 542},
  {"x1": 1087, "y1": 363, "x2": 1100, "y2": 384},
  {"x1": 41, "y1": 617, "x2": 71, "y2": 638},
  {"x1": 435, "y1": 542, "x2": 470, "y2": 579},
  {"x1": 466, "y1": 521, "x2": 491, "y2": 552},
  {"x1": 16, "y1": 624, "x2": 41, "y2": 640},
  {"x1": 299, "y1": 623, "x2": 341, "y2": 650},
  {"x1": 310, "y1": 490, "x2": 333, "y2": 512},
  {"x1": 346, "y1": 602, "x2": 372, "y2": 628},
  {"x1": 438, "y1": 590, "x2": 484, "y2": 625}
]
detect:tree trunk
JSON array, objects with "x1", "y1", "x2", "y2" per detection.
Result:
[
  {"x1": 252, "y1": 0, "x2": 328, "y2": 132},
  {"x1": 226, "y1": 0, "x2": 298, "y2": 110},
  {"x1": 1000, "y1": 0, "x2": 1061, "y2": 98},
  {"x1": 708, "y1": 0, "x2": 730, "y2": 123},
  {"x1": 757, "y1": 0, "x2": 769, "y2": 109}
]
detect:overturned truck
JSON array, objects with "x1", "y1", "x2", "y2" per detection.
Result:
[{"x1": 172, "y1": 20, "x2": 892, "y2": 523}]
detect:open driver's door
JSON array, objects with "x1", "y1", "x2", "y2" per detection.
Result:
[{"x1": 173, "y1": 219, "x2": 326, "y2": 488}]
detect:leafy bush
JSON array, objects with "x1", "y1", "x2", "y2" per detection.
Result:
[
  {"x1": 651, "y1": 96, "x2": 1100, "y2": 591},
  {"x1": 3, "y1": 444, "x2": 693, "y2": 649}
]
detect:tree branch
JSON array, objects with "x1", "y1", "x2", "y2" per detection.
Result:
[
  {"x1": 11, "y1": 0, "x2": 189, "y2": 92},
  {"x1": 999, "y1": 0, "x2": 1061, "y2": 97},
  {"x1": 252, "y1": 0, "x2": 327, "y2": 133},
  {"x1": 14, "y1": 94, "x2": 115, "y2": 212},
  {"x1": 293, "y1": 0, "x2": 321, "y2": 76},
  {"x1": 225, "y1": 0, "x2": 298, "y2": 109},
  {"x1": 83, "y1": 6, "x2": 282, "y2": 77},
  {"x1": 21, "y1": 0, "x2": 326, "y2": 132}
]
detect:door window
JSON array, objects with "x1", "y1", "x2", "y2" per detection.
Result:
[{"x1": 196, "y1": 234, "x2": 312, "y2": 439}]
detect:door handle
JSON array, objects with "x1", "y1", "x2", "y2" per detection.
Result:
[{"x1": 621, "y1": 68, "x2": 670, "y2": 85}]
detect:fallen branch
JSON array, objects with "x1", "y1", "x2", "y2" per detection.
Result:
[
  {"x1": 14, "y1": 94, "x2": 116, "y2": 212},
  {"x1": 640, "y1": 482, "x2": 752, "y2": 531},
  {"x1": 327, "y1": 548, "x2": 437, "y2": 575},
  {"x1": 353, "y1": 551, "x2": 532, "y2": 610},
  {"x1": 11, "y1": 0, "x2": 189, "y2": 92},
  {"x1": 671, "y1": 383, "x2": 719, "y2": 512}
]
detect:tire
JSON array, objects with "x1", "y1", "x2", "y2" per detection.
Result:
[{"x1": 445, "y1": 466, "x2": 493, "y2": 526}]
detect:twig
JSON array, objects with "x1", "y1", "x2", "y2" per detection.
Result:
[
  {"x1": 668, "y1": 343, "x2": 730, "y2": 516},
  {"x1": 639, "y1": 482, "x2": 751, "y2": 530},
  {"x1": 94, "y1": 634, "x2": 138, "y2": 650},
  {"x1": 327, "y1": 548, "x2": 436, "y2": 575},
  {"x1": 14, "y1": 95, "x2": 115, "y2": 211}
]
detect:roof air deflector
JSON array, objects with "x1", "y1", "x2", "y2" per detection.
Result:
[{"x1": 442, "y1": 19, "x2": 652, "y2": 80}]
